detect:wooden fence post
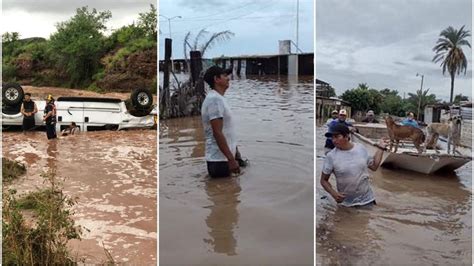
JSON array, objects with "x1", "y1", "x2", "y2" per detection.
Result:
[{"x1": 160, "y1": 38, "x2": 172, "y2": 118}]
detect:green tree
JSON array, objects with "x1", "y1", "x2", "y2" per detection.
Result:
[
  {"x1": 138, "y1": 4, "x2": 157, "y2": 40},
  {"x1": 405, "y1": 88, "x2": 438, "y2": 119},
  {"x1": 340, "y1": 83, "x2": 383, "y2": 115},
  {"x1": 49, "y1": 7, "x2": 111, "y2": 87},
  {"x1": 454, "y1": 93, "x2": 469, "y2": 103},
  {"x1": 432, "y1": 25, "x2": 471, "y2": 103},
  {"x1": 2, "y1": 32, "x2": 20, "y2": 58},
  {"x1": 379, "y1": 89, "x2": 405, "y2": 116}
]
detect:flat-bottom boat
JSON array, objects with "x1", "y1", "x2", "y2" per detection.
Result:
[{"x1": 352, "y1": 123, "x2": 472, "y2": 174}]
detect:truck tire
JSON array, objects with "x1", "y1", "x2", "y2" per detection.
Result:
[
  {"x1": 2, "y1": 83, "x2": 24, "y2": 106},
  {"x1": 2, "y1": 103, "x2": 21, "y2": 115},
  {"x1": 131, "y1": 88, "x2": 153, "y2": 110}
]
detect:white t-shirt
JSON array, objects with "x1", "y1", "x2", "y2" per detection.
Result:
[
  {"x1": 201, "y1": 90, "x2": 237, "y2": 162},
  {"x1": 322, "y1": 143, "x2": 375, "y2": 207}
]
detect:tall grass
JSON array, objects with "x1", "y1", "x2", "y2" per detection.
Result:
[{"x1": 2, "y1": 170, "x2": 81, "y2": 265}]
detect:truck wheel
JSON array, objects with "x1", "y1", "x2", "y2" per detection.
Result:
[
  {"x1": 2, "y1": 83, "x2": 24, "y2": 106},
  {"x1": 131, "y1": 88, "x2": 153, "y2": 110}
]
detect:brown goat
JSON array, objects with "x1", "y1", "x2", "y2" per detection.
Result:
[{"x1": 385, "y1": 116, "x2": 425, "y2": 153}]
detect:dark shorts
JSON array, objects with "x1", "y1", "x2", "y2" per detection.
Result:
[
  {"x1": 354, "y1": 200, "x2": 377, "y2": 208},
  {"x1": 45, "y1": 124, "x2": 57, "y2": 140},
  {"x1": 207, "y1": 161, "x2": 230, "y2": 178},
  {"x1": 22, "y1": 118, "x2": 35, "y2": 131}
]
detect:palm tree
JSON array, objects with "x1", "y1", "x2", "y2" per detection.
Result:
[
  {"x1": 183, "y1": 29, "x2": 235, "y2": 67},
  {"x1": 432, "y1": 25, "x2": 471, "y2": 103},
  {"x1": 406, "y1": 88, "x2": 438, "y2": 119}
]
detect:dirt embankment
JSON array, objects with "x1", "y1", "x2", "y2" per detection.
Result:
[{"x1": 97, "y1": 48, "x2": 157, "y2": 92}]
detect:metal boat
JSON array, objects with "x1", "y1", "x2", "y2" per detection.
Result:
[{"x1": 352, "y1": 123, "x2": 472, "y2": 174}]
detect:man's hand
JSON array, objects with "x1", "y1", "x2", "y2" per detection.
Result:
[
  {"x1": 331, "y1": 191, "x2": 346, "y2": 203},
  {"x1": 377, "y1": 137, "x2": 390, "y2": 149},
  {"x1": 228, "y1": 159, "x2": 240, "y2": 174}
]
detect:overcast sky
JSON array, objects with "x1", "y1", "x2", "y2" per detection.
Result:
[
  {"x1": 316, "y1": 0, "x2": 472, "y2": 101},
  {"x1": 159, "y1": 0, "x2": 314, "y2": 59},
  {"x1": 2, "y1": 0, "x2": 154, "y2": 38}
]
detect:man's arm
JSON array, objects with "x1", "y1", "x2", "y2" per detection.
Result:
[
  {"x1": 320, "y1": 172, "x2": 345, "y2": 203},
  {"x1": 368, "y1": 138, "x2": 389, "y2": 171},
  {"x1": 210, "y1": 118, "x2": 240, "y2": 173},
  {"x1": 20, "y1": 103, "x2": 27, "y2": 116},
  {"x1": 43, "y1": 106, "x2": 53, "y2": 120}
]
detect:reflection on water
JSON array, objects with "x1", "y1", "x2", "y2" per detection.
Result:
[
  {"x1": 46, "y1": 139, "x2": 57, "y2": 171},
  {"x1": 316, "y1": 125, "x2": 472, "y2": 265},
  {"x1": 160, "y1": 75, "x2": 314, "y2": 265},
  {"x1": 203, "y1": 178, "x2": 241, "y2": 256}
]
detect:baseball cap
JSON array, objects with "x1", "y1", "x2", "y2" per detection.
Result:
[
  {"x1": 325, "y1": 124, "x2": 351, "y2": 138},
  {"x1": 331, "y1": 110, "x2": 338, "y2": 114},
  {"x1": 203, "y1": 65, "x2": 233, "y2": 88},
  {"x1": 339, "y1": 109, "x2": 347, "y2": 116}
]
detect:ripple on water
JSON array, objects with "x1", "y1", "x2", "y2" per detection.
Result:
[{"x1": 160, "y1": 76, "x2": 314, "y2": 264}]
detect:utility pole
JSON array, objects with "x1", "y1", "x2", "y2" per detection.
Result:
[
  {"x1": 295, "y1": 0, "x2": 299, "y2": 76},
  {"x1": 160, "y1": 15, "x2": 182, "y2": 72},
  {"x1": 416, "y1": 73, "x2": 424, "y2": 121}
]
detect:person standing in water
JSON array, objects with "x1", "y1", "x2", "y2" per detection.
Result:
[
  {"x1": 20, "y1": 93, "x2": 38, "y2": 132},
  {"x1": 201, "y1": 66, "x2": 245, "y2": 178},
  {"x1": 43, "y1": 95, "x2": 57, "y2": 140},
  {"x1": 325, "y1": 110, "x2": 339, "y2": 126},
  {"x1": 320, "y1": 124, "x2": 389, "y2": 207}
]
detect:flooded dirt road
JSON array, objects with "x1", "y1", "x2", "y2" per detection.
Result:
[
  {"x1": 160, "y1": 76, "x2": 314, "y2": 265},
  {"x1": 316, "y1": 125, "x2": 472, "y2": 265},
  {"x1": 2, "y1": 130, "x2": 157, "y2": 264}
]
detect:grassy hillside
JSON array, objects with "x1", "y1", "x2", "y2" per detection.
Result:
[{"x1": 2, "y1": 5, "x2": 157, "y2": 94}]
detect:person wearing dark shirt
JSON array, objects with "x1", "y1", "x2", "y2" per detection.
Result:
[
  {"x1": 361, "y1": 110, "x2": 379, "y2": 123},
  {"x1": 43, "y1": 95, "x2": 57, "y2": 140},
  {"x1": 20, "y1": 93, "x2": 38, "y2": 132}
]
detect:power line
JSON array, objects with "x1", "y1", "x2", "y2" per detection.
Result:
[
  {"x1": 170, "y1": 0, "x2": 279, "y2": 36},
  {"x1": 161, "y1": 14, "x2": 294, "y2": 23},
  {"x1": 182, "y1": 1, "x2": 260, "y2": 20}
]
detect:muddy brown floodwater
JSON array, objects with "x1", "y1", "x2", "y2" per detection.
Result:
[
  {"x1": 315, "y1": 125, "x2": 472, "y2": 265},
  {"x1": 160, "y1": 75, "x2": 314, "y2": 265},
  {"x1": 2, "y1": 130, "x2": 157, "y2": 264}
]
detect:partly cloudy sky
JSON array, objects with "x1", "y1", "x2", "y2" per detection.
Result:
[
  {"x1": 2, "y1": 0, "x2": 154, "y2": 38},
  {"x1": 159, "y1": 0, "x2": 314, "y2": 59},
  {"x1": 316, "y1": 0, "x2": 472, "y2": 101}
]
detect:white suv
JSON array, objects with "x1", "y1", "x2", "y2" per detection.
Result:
[{"x1": 2, "y1": 83, "x2": 156, "y2": 132}]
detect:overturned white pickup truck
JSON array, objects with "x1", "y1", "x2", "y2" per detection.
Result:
[{"x1": 2, "y1": 83, "x2": 156, "y2": 132}]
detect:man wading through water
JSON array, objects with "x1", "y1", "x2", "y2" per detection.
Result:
[
  {"x1": 320, "y1": 124, "x2": 389, "y2": 208},
  {"x1": 20, "y1": 93, "x2": 38, "y2": 132},
  {"x1": 43, "y1": 95, "x2": 57, "y2": 140},
  {"x1": 201, "y1": 66, "x2": 246, "y2": 178}
]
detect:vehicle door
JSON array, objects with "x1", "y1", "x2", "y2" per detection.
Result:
[
  {"x1": 56, "y1": 100, "x2": 84, "y2": 132},
  {"x1": 83, "y1": 101, "x2": 122, "y2": 130}
]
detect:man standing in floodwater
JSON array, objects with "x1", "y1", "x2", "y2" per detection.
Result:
[
  {"x1": 201, "y1": 65, "x2": 243, "y2": 178},
  {"x1": 361, "y1": 110, "x2": 379, "y2": 123},
  {"x1": 43, "y1": 95, "x2": 57, "y2": 140},
  {"x1": 320, "y1": 124, "x2": 389, "y2": 207},
  {"x1": 325, "y1": 110, "x2": 338, "y2": 126},
  {"x1": 20, "y1": 93, "x2": 38, "y2": 132}
]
